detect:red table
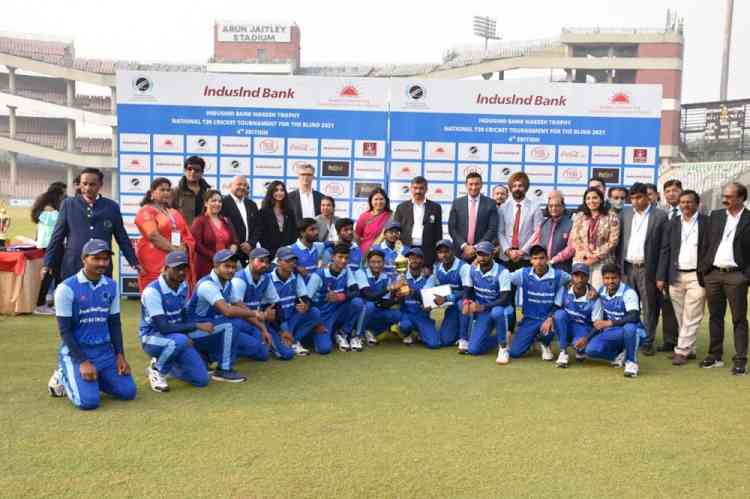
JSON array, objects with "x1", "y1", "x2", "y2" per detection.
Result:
[{"x1": 0, "y1": 248, "x2": 45, "y2": 315}]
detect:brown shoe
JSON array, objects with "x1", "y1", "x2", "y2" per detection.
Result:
[{"x1": 672, "y1": 354, "x2": 688, "y2": 366}]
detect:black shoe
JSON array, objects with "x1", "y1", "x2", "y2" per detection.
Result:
[
  {"x1": 700, "y1": 357, "x2": 725, "y2": 369},
  {"x1": 688, "y1": 352, "x2": 697, "y2": 360},
  {"x1": 657, "y1": 344, "x2": 675, "y2": 353},
  {"x1": 641, "y1": 343, "x2": 655, "y2": 356},
  {"x1": 732, "y1": 364, "x2": 747, "y2": 376}
]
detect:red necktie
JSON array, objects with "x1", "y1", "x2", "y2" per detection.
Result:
[
  {"x1": 511, "y1": 203, "x2": 522, "y2": 248},
  {"x1": 467, "y1": 198, "x2": 478, "y2": 245}
]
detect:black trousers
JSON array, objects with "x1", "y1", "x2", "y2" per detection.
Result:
[
  {"x1": 505, "y1": 259, "x2": 530, "y2": 333},
  {"x1": 661, "y1": 285, "x2": 679, "y2": 347},
  {"x1": 705, "y1": 269, "x2": 750, "y2": 365}
]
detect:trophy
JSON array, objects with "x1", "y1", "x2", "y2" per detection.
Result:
[
  {"x1": 392, "y1": 253, "x2": 411, "y2": 297},
  {"x1": 0, "y1": 203, "x2": 10, "y2": 248}
]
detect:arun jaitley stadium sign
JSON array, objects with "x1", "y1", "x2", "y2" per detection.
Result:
[{"x1": 216, "y1": 22, "x2": 291, "y2": 43}]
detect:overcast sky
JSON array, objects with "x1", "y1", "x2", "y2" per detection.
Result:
[{"x1": 1, "y1": 0, "x2": 747, "y2": 103}]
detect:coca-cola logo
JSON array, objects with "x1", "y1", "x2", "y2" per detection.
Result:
[
  {"x1": 560, "y1": 150, "x2": 584, "y2": 160},
  {"x1": 289, "y1": 143, "x2": 313, "y2": 152}
]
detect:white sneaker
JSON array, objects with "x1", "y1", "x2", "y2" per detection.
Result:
[
  {"x1": 33, "y1": 305, "x2": 55, "y2": 316},
  {"x1": 365, "y1": 330, "x2": 378, "y2": 345},
  {"x1": 47, "y1": 368, "x2": 65, "y2": 397},
  {"x1": 495, "y1": 346, "x2": 510, "y2": 365},
  {"x1": 540, "y1": 344, "x2": 554, "y2": 361},
  {"x1": 457, "y1": 338, "x2": 469, "y2": 354},
  {"x1": 402, "y1": 334, "x2": 414, "y2": 345},
  {"x1": 335, "y1": 333, "x2": 350, "y2": 352},
  {"x1": 610, "y1": 351, "x2": 625, "y2": 368},
  {"x1": 292, "y1": 342, "x2": 310, "y2": 356},
  {"x1": 146, "y1": 359, "x2": 169, "y2": 393},
  {"x1": 624, "y1": 361, "x2": 640, "y2": 378},
  {"x1": 556, "y1": 350, "x2": 569, "y2": 368},
  {"x1": 350, "y1": 336, "x2": 363, "y2": 351}
]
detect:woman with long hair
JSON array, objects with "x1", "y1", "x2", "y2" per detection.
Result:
[
  {"x1": 354, "y1": 187, "x2": 392, "y2": 255},
  {"x1": 31, "y1": 181, "x2": 67, "y2": 315},
  {"x1": 568, "y1": 187, "x2": 620, "y2": 289},
  {"x1": 258, "y1": 180, "x2": 297, "y2": 257},
  {"x1": 190, "y1": 189, "x2": 239, "y2": 280},
  {"x1": 134, "y1": 177, "x2": 195, "y2": 291}
]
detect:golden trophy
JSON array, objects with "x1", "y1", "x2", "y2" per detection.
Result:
[
  {"x1": 0, "y1": 203, "x2": 10, "y2": 248},
  {"x1": 392, "y1": 253, "x2": 411, "y2": 297}
]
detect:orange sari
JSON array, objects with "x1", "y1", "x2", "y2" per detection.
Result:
[{"x1": 135, "y1": 205, "x2": 195, "y2": 292}]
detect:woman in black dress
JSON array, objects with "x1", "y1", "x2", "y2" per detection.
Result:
[{"x1": 258, "y1": 180, "x2": 297, "y2": 258}]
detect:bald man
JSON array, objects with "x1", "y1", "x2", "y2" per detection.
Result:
[
  {"x1": 221, "y1": 175, "x2": 260, "y2": 265},
  {"x1": 532, "y1": 191, "x2": 574, "y2": 273}
]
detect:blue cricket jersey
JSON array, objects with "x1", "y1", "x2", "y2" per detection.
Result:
[
  {"x1": 403, "y1": 270, "x2": 436, "y2": 315},
  {"x1": 232, "y1": 268, "x2": 279, "y2": 310},
  {"x1": 290, "y1": 239, "x2": 326, "y2": 283},
  {"x1": 561, "y1": 288, "x2": 602, "y2": 326},
  {"x1": 270, "y1": 268, "x2": 310, "y2": 325},
  {"x1": 434, "y1": 257, "x2": 472, "y2": 303},
  {"x1": 186, "y1": 270, "x2": 237, "y2": 320},
  {"x1": 597, "y1": 283, "x2": 640, "y2": 323},
  {"x1": 55, "y1": 270, "x2": 120, "y2": 346},
  {"x1": 306, "y1": 266, "x2": 358, "y2": 316},
  {"x1": 468, "y1": 261, "x2": 512, "y2": 306},
  {"x1": 140, "y1": 275, "x2": 189, "y2": 337},
  {"x1": 510, "y1": 266, "x2": 569, "y2": 320}
]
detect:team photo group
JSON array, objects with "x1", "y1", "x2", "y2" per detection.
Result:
[{"x1": 36, "y1": 156, "x2": 750, "y2": 410}]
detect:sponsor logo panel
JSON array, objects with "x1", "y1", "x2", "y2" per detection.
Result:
[
  {"x1": 390, "y1": 162, "x2": 421, "y2": 180},
  {"x1": 425, "y1": 142, "x2": 455, "y2": 161},
  {"x1": 524, "y1": 164, "x2": 556, "y2": 184},
  {"x1": 389, "y1": 182, "x2": 412, "y2": 202},
  {"x1": 355, "y1": 140, "x2": 385, "y2": 159},
  {"x1": 321, "y1": 139, "x2": 352, "y2": 158},
  {"x1": 623, "y1": 167, "x2": 655, "y2": 184},
  {"x1": 427, "y1": 183, "x2": 455, "y2": 202},
  {"x1": 557, "y1": 145, "x2": 589, "y2": 164},
  {"x1": 186, "y1": 135, "x2": 218, "y2": 154},
  {"x1": 457, "y1": 143, "x2": 489, "y2": 162},
  {"x1": 119, "y1": 133, "x2": 150, "y2": 152},
  {"x1": 119, "y1": 154, "x2": 150, "y2": 173},
  {"x1": 153, "y1": 134, "x2": 184, "y2": 153},
  {"x1": 391, "y1": 141, "x2": 422, "y2": 160},
  {"x1": 591, "y1": 146, "x2": 622, "y2": 165},
  {"x1": 624, "y1": 146, "x2": 656, "y2": 166},
  {"x1": 285, "y1": 159, "x2": 319, "y2": 177},
  {"x1": 253, "y1": 137, "x2": 284, "y2": 156},
  {"x1": 287, "y1": 138, "x2": 318, "y2": 157},
  {"x1": 220, "y1": 157, "x2": 251, "y2": 176},
  {"x1": 119, "y1": 195, "x2": 142, "y2": 213},
  {"x1": 354, "y1": 182, "x2": 383, "y2": 198},
  {"x1": 528, "y1": 185, "x2": 554, "y2": 203},
  {"x1": 219, "y1": 136, "x2": 251, "y2": 155},
  {"x1": 491, "y1": 164, "x2": 521, "y2": 183},
  {"x1": 458, "y1": 163, "x2": 488, "y2": 181},
  {"x1": 591, "y1": 167, "x2": 621, "y2": 185},
  {"x1": 120, "y1": 175, "x2": 150, "y2": 194},
  {"x1": 320, "y1": 160, "x2": 350, "y2": 177},
  {"x1": 320, "y1": 180, "x2": 351, "y2": 198},
  {"x1": 253, "y1": 157, "x2": 285, "y2": 177},
  {"x1": 152, "y1": 155, "x2": 183, "y2": 174},
  {"x1": 424, "y1": 162, "x2": 455, "y2": 182},
  {"x1": 491, "y1": 143, "x2": 522, "y2": 163},
  {"x1": 556, "y1": 166, "x2": 589, "y2": 185},
  {"x1": 525, "y1": 144, "x2": 556, "y2": 164},
  {"x1": 353, "y1": 161, "x2": 385, "y2": 179}
]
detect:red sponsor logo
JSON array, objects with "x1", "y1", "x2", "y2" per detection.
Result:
[
  {"x1": 529, "y1": 147, "x2": 550, "y2": 161},
  {"x1": 362, "y1": 142, "x2": 377, "y2": 156},
  {"x1": 560, "y1": 168, "x2": 585, "y2": 181},
  {"x1": 610, "y1": 92, "x2": 631, "y2": 105},
  {"x1": 163, "y1": 138, "x2": 174, "y2": 147},
  {"x1": 289, "y1": 142, "x2": 313, "y2": 152},
  {"x1": 633, "y1": 148, "x2": 648, "y2": 163},
  {"x1": 339, "y1": 85, "x2": 360, "y2": 97},
  {"x1": 560, "y1": 149, "x2": 585, "y2": 160},
  {"x1": 129, "y1": 159, "x2": 141, "y2": 167},
  {"x1": 434, "y1": 187, "x2": 446, "y2": 195},
  {"x1": 400, "y1": 165, "x2": 415, "y2": 174}
]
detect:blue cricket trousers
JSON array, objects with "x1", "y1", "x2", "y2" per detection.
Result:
[
  {"x1": 467, "y1": 305, "x2": 512, "y2": 355},
  {"x1": 509, "y1": 317, "x2": 555, "y2": 358},
  {"x1": 357, "y1": 301, "x2": 401, "y2": 337},
  {"x1": 553, "y1": 310, "x2": 590, "y2": 351},
  {"x1": 399, "y1": 312, "x2": 440, "y2": 349},
  {"x1": 586, "y1": 324, "x2": 640, "y2": 363}
]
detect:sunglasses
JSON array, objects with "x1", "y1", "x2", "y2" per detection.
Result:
[{"x1": 185, "y1": 166, "x2": 203, "y2": 173}]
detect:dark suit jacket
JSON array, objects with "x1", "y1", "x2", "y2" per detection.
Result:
[
  {"x1": 220, "y1": 195, "x2": 260, "y2": 246},
  {"x1": 616, "y1": 206, "x2": 668, "y2": 276},
  {"x1": 393, "y1": 199, "x2": 443, "y2": 267},
  {"x1": 190, "y1": 215, "x2": 239, "y2": 280},
  {"x1": 288, "y1": 189, "x2": 323, "y2": 223},
  {"x1": 448, "y1": 194, "x2": 498, "y2": 253},
  {"x1": 258, "y1": 207, "x2": 297, "y2": 258},
  {"x1": 657, "y1": 213, "x2": 709, "y2": 285},
  {"x1": 701, "y1": 208, "x2": 750, "y2": 279}
]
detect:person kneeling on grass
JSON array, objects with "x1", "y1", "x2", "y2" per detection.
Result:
[
  {"x1": 186, "y1": 249, "x2": 273, "y2": 369},
  {"x1": 356, "y1": 249, "x2": 404, "y2": 348},
  {"x1": 141, "y1": 251, "x2": 245, "y2": 390},
  {"x1": 232, "y1": 247, "x2": 295, "y2": 361},
  {"x1": 552, "y1": 263, "x2": 601, "y2": 368},
  {"x1": 306, "y1": 243, "x2": 364, "y2": 352},
  {"x1": 432, "y1": 239, "x2": 471, "y2": 348},
  {"x1": 47, "y1": 239, "x2": 136, "y2": 410},
  {"x1": 508, "y1": 245, "x2": 571, "y2": 361},
  {"x1": 398, "y1": 248, "x2": 442, "y2": 348},
  {"x1": 270, "y1": 246, "x2": 327, "y2": 356},
  {"x1": 461, "y1": 241, "x2": 514, "y2": 360},
  {"x1": 575, "y1": 263, "x2": 645, "y2": 378}
]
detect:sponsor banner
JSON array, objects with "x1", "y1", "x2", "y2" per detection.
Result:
[
  {"x1": 354, "y1": 181, "x2": 383, "y2": 198},
  {"x1": 491, "y1": 143, "x2": 523, "y2": 163},
  {"x1": 152, "y1": 155, "x2": 184, "y2": 174},
  {"x1": 556, "y1": 166, "x2": 589, "y2": 185},
  {"x1": 528, "y1": 185, "x2": 554, "y2": 203},
  {"x1": 457, "y1": 163, "x2": 488, "y2": 182},
  {"x1": 119, "y1": 133, "x2": 150, "y2": 152},
  {"x1": 457, "y1": 143, "x2": 489, "y2": 162},
  {"x1": 391, "y1": 141, "x2": 422, "y2": 160},
  {"x1": 120, "y1": 174, "x2": 150, "y2": 194},
  {"x1": 353, "y1": 161, "x2": 385, "y2": 179},
  {"x1": 623, "y1": 167, "x2": 655, "y2": 184},
  {"x1": 286, "y1": 158, "x2": 318, "y2": 177},
  {"x1": 321, "y1": 139, "x2": 352, "y2": 158},
  {"x1": 186, "y1": 135, "x2": 218, "y2": 154},
  {"x1": 153, "y1": 134, "x2": 184, "y2": 153},
  {"x1": 122, "y1": 214, "x2": 137, "y2": 235},
  {"x1": 591, "y1": 166, "x2": 621, "y2": 185},
  {"x1": 591, "y1": 146, "x2": 622, "y2": 165},
  {"x1": 194, "y1": 156, "x2": 217, "y2": 175},
  {"x1": 253, "y1": 157, "x2": 285, "y2": 177},
  {"x1": 320, "y1": 180, "x2": 351, "y2": 198},
  {"x1": 525, "y1": 144, "x2": 556, "y2": 164},
  {"x1": 351, "y1": 202, "x2": 369, "y2": 219},
  {"x1": 287, "y1": 137, "x2": 318, "y2": 157},
  {"x1": 491, "y1": 164, "x2": 520, "y2": 183},
  {"x1": 558, "y1": 145, "x2": 589, "y2": 164},
  {"x1": 220, "y1": 156, "x2": 251, "y2": 176},
  {"x1": 219, "y1": 177, "x2": 234, "y2": 195},
  {"x1": 119, "y1": 195, "x2": 143, "y2": 213},
  {"x1": 425, "y1": 142, "x2": 455, "y2": 161},
  {"x1": 252, "y1": 178, "x2": 275, "y2": 197},
  {"x1": 119, "y1": 154, "x2": 150, "y2": 173},
  {"x1": 389, "y1": 182, "x2": 412, "y2": 202},
  {"x1": 624, "y1": 146, "x2": 656, "y2": 166},
  {"x1": 219, "y1": 136, "x2": 251, "y2": 155},
  {"x1": 424, "y1": 162, "x2": 455, "y2": 182},
  {"x1": 355, "y1": 140, "x2": 385, "y2": 159},
  {"x1": 390, "y1": 162, "x2": 422, "y2": 180},
  {"x1": 557, "y1": 185, "x2": 587, "y2": 206},
  {"x1": 428, "y1": 183, "x2": 455, "y2": 203},
  {"x1": 524, "y1": 164, "x2": 556, "y2": 184},
  {"x1": 320, "y1": 160, "x2": 350, "y2": 177},
  {"x1": 253, "y1": 137, "x2": 285, "y2": 156}
]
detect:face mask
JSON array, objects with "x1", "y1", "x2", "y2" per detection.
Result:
[{"x1": 610, "y1": 199, "x2": 625, "y2": 210}]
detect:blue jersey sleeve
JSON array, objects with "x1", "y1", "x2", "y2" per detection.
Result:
[
  {"x1": 306, "y1": 273, "x2": 323, "y2": 298},
  {"x1": 54, "y1": 283, "x2": 74, "y2": 317},
  {"x1": 296, "y1": 275, "x2": 310, "y2": 298},
  {"x1": 231, "y1": 277, "x2": 247, "y2": 305},
  {"x1": 109, "y1": 282, "x2": 121, "y2": 315},
  {"x1": 197, "y1": 280, "x2": 224, "y2": 306},
  {"x1": 321, "y1": 248, "x2": 332, "y2": 266},
  {"x1": 623, "y1": 289, "x2": 640, "y2": 312},
  {"x1": 263, "y1": 280, "x2": 280, "y2": 304},
  {"x1": 141, "y1": 287, "x2": 165, "y2": 318},
  {"x1": 509, "y1": 269, "x2": 525, "y2": 287},
  {"x1": 459, "y1": 264, "x2": 472, "y2": 287},
  {"x1": 591, "y1": 299, "x2": 603, "y2": 322},
  {"x1": 498, "y1": 268, "x2": 512, "y2": 292},
  {"x1": 345, "y1": 269, "x2": 358, "y2": 288},
  {"x1": 356, "y1": 270, "x2": 370, "y2": 290}
]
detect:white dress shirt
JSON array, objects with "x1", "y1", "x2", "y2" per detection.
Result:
[
  {"x1": 626, "y1": 207, "x2": 650, "y2": 263},
  {"x1": 231, "y1": 194, "x2": 248, "y2": 238},
  {"x1": 678, "y1": 214, "x2": 699, "y2": 270},
  {"x1": 299, "y1": 189, "x2": 315, "y2": 219},
  {"x1": 713, "y1": 208, "x2": 745, "y2": 268},
  {"x1": 411, "y1": 200, "x2": 425, "y2": 246}
]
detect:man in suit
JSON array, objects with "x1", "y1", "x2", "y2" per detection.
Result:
[
  {"x1": 394, "y1": 176, "x2": 443, "y2": 268},
  {"x1": 657, "y1": 178, "x2": 683, "y2": 352},
  {"x1": 220, "y1": 175, "x2": 259, "y2": 265},
  {"x1": 287, "y1": 163, "x2": 323, "y2": 223},
  {"x1": 616, "y1": 182, "x2": 668, "y2": 356},
  {"x1": 534, "y1": 190, "x2": 573, "y2": 273},
  {"x1": 700, "y1": 182, "x2": 750, "y2": 375},
  {"x1": 498, "y1": 171, "x2": 543, "y2": 271},
  {"x1": 656, "y1": 190, "x2": 708, "y2": 365},
  {"x1": 448, "y1": 172, "x2": 498, "y2": 262}
]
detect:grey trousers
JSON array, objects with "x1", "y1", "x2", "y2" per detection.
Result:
[
  {"x1": 704, "y1": 269, "x2": 749, "y2": 364},
  {"x1": 624, "y1": 262, "x2": 660, "y2": 346}
]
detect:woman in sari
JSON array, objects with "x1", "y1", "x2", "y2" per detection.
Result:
[
  {"x1": 135, "y1": 177, "x2": 194, "y2": 291},
  {"x1": 355, "y1": 188, "x2": 392, "y2": 255}
]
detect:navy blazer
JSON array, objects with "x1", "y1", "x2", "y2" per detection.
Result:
[{"x1": 44, "y1": 195, "x2": 138, "y2": 280}]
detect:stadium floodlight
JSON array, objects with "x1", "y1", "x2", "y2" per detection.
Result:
[{"x1": 473, "y1": 15, "x2": 500, "y2": 50}]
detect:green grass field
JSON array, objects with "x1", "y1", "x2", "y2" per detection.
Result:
[{"x1": 2, "y1": 207, "x2": 750, "y2": 498}]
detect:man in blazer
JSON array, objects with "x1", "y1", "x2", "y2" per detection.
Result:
[
  {"x1": 498, "y1": 171, "x2": 543, "y2": 271},
  {"x1": 220, "y1": 176, "x2": 259, "y2": 265},
  {"x1": 616, "y1": 182, "x2": 668, "y2": 355},
  {"x1": 699, "y1": 182, "x2": 750, "y2": 375},
  {"x1": 656, "y1": 190, "x2": 709, "y2": 364},
  {"x1": 394, "y1": 176, "x2": 443, "y2": 268},
  {"x1": 448, "y1": 172, "x2": 498, "y2": 261},
  {"x1": 287, "y1": 163, "x2": 323, "y2": 223}
]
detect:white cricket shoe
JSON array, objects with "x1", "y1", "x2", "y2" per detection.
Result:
[
  {"x1": 33, "y1": 304, "x2": 56, "y2": 316},
  {"x1": 335, "y1": 333, "x2": 350, "y2": 352},
  {"x1": 457, "y1": 339, "x2": 469, "y2": 354},
  {"x1": 402, "y1": 334, "x2": 414, "y2": 345},
  {"x1": 365, "y1": 331, "x2": 378, "y2": 345},
  {"x1": 292, "y1": 342, "x2": 310, "y2": 356},
  {"x1": 556, "y1": 350, "x2": 569, "y2": 368},
  {"x1": 495, "y1": 346, "x2": 510, "y2": 365},
  {"x1": 624, "y1": 361, "x2": 640, "y2": 378},
  {"x1": 47, "y1": 368, "x2": 65, "y2": 397},
  {"x1": 540, "y1": 344, "x2": 554, "y2": 361},
  {"x1": 610, "y1": 351, "x2": 625, "y2": 368},
  {"x1": 146, "y1": 359, "x2": 169, "y2": 393},
  {"x1": 350, "y1": 336, "x2": 364, "y2": 351}
]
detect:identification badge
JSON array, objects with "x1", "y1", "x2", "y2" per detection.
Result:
[{"x1": 171, "y1": 231, "x2": 181, "y2": 246}]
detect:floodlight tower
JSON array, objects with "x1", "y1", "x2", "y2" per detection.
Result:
[{"x1": 472, "y1": 16, "x2": 500, "y2": 50}]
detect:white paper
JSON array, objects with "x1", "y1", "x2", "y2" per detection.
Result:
[
  {"x1": 171, "y1": 231, "x2": 181, "y2": 246},
  {"x1": 421, "y1": 284, "x2": 453, "y2": 309}
]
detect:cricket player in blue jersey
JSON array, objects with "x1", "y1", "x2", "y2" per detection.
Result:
[
  {"x1": 432, "y1": 239, "x2": 472, "y2": 348},
  {"x1": 398, "y1": 248, "x2": 442, "y2": 348},
  {"x1": 552, "y1": 263, "x2": 601, "y2": 368},
  {"x1": 371, "y1": 220, "x2": 409, "y2": 274},
  {"x1": 306, "y1": 243, "x2": 365, "y2": 352},
  {"x1": 508, "y1": 245, "x2": 570, "y2": 361},
  {"x1": 186, "y1": 249, "x2": 272, "y2": 363},
  {"x1": 232, "y1": 247, "x2": 295, "y2": 360},
  {"x1": 47, "y1": 239, "x2": 136, "y2": 410},
  {"x1": 578, "y1": 263, "x2": 644, "y2": 378},
  {"x1": 357, "y1": 248, "x2": 404, "y2": 347},
  {"x1": 462, "y1": 241, "x2": 514, "y2": 361},
  {"x1": 321, "y1": 218, "x2": 364, "y2": 275},
  {"x1": 140, "y1": 251, "x2": 245, "y2": 390},
  {"x1": 290, "y1": 218, "x2": 325, "y2": 283},
  {"x1": 271, "y1": 246, "x2": 326, "y2": 355}
]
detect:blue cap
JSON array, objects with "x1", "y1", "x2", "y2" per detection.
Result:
[
  {"x1": 213, "y1": 249, "x2": 237, "y2": 265},
  {"x1": 475, "y1": 241, "x2": 495, "y2": 255},
  {"x1": 249, "y1": 247, "x2": 271, "y2": 260},
  {"x1": 405, "y1": 247, "x2": 424, "y2": 258},
  {"x1": 571, "y1": 263, "x2": 591, "y2": 276},
  {"x1": 275, "y1": 246, "x2": 297, "y2": 261},
  {"x1": 165, "y1": 250, "x2": 188, "y2": 268},
  {"x1": 384, "y1": 220, "x2": 401, "y2": 232},
  {"x1": 435, "y1": 239, "x2": 453, "y2": 249},
  {"x1": 81, "y1": 239, "x2": 113, "y2": 257}
]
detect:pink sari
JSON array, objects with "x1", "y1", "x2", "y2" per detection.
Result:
[{"x1": 355, "y1": 210, "x2": 391, "y2": 255}]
